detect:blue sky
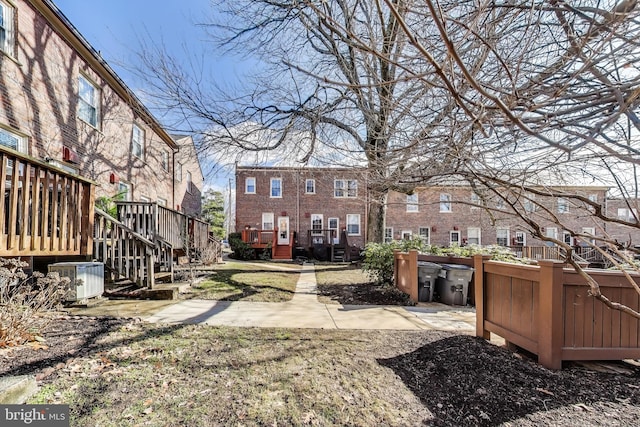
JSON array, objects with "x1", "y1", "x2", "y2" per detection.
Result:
[{"x1": 52, "y1": 0, "x2": 244, "y2": 190}]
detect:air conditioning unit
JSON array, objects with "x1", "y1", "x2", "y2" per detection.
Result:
[{"x1": 48, "y1": 262, "x2": 104, "y2": 301}]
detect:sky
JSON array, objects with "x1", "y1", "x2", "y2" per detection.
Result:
[{"x1": 52, "y1": 0, "x2": 244, "y2": 191}]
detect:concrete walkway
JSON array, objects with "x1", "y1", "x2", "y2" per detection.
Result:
[{"x1": 142, "y1": 263, "x2": 476, "y2": 331}]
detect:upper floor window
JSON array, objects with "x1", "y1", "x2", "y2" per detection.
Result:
[
  {"x1": 618, "y1": 207, "x2": 638, "y2": 222},
  {"x1": 347, "y1": 214, "x2": 360, "y2": 235},
  {"x1": 557, "y1": 197, "x2": 569, "y2": 213},
  {"x1": 161, "y1": 150, "x2": 169, "y2": 171},
  {"x1": 0, "y1": 0, "x2": 15, "y2": 57},
  {"x1": 186, "y1": 171, "x2": 192, "y2": 193},
  {"x1": 440, "y1": 193, "x2": 451, "y2": 212},
  {"x1": 270, "y1": 178, "x2": 282, "y2": 198},
  {"x1": 176, "y1": 162, "x2": 182, "y2": 182},
  {"x1": 305, "y1": 179, "x2": 315, "y2": 194},
  {"x1": 0, "y1": 126, "x2": 27, "y2": 153},
  {"x1": 470, "y1": 193, "x2": 481, "y2": 209},
  {"x1": 334, "y1": 179, "x2": 357, "y2": 198},
  {"x1": 78, "y1": 75, "x2": 99, "y2": 127},
  {"x1": 524, "y1": 196, "x2": 536, "y2": 213},
  {"x1": 407, "y1": 194, "x2": 418, "y2": 212},
  {"x1": 588, "y1": 194, "x2": 598, "y2": 203},
  {"x1": 245, "y1": 177, "x2": 256, "y2": 194},
  {"x1": 132, "y1": 124, "x2": 145, "y2": 160}
]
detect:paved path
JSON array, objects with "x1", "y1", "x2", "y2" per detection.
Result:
[{"x1": 144, "y1": 263, "x2": 476, "y2": 331}]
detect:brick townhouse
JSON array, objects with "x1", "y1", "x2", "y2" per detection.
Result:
[
  {"x1": 0, "y1": 0, "x2": 202, "y2": 210},
  {"x1": 236, "y1": 166, "x2": 640, "y2": 257}
]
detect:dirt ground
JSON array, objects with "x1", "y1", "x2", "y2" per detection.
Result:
[{"x1": 2, "y1": 311, "x2": 640, "y2": 426}]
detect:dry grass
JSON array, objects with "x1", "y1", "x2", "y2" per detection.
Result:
[
  {"x1": 180, "y1": 261, "x2": 300, "y2": 302},
  {"x1": 29, "y1": 324, "x2": 436, "y2": 426}
]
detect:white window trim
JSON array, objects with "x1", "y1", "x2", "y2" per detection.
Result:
[
  {"x1": 515, "y1": 231, "x2": 526, "y2": 246},
  {"x1": 557, "y1": 197, "x2": 569, "y2": 214},
  {"x1": 328, "y1": 217, "x2": 340, "y2": 243},
  {"x1": 245, "y1": 177, "x2": 255, "y2": 194},
  {"x1": 186, "y1": 171, "x2": 192, "y2": 194},
  {"x1": 384, "y1": 227, "x2": 394, "y2": 243},
  {"x1": 406, "y1": 194, "x2": 419, "y2": 212},
  {"x1": 440, "y1": 193, "x2": 452, "y2": 213},
  {"x1": 305, "y1": 179, "x2": 316, "y2": 194},
  {"x1": 0, "y1": 0, "x2": 15, "y2": 57},
  {"x1": 262, "y1": 212, "x2": 274, "y2": 230},
  {"x1": 161, "y1": 150, "x2": 169, "y2": 171},
  {"x1": 496, "y1": 228, "x2": 509, "y2": 246},
  {"x1": 402, "y1": 230, "x2": 413, "y2": 240},
  {"x1": 157, "y1": 197, "x2": 167, "y2": 207},
  {"x1": 470, "y1": 193, "x2": 481, "y2": 210},
  {"x1": 467, "y1": 227, "x2": 482, "y2": 245},
  {"x1": 78, "y1": 74, "x2": 100, "y2": 128},
  {"x1": 334, "y1": 179, "x2": 358, "y2": 198},
  {"x1": 270, "y1": 177, "x2": 282, "y2": 198},
  {"x1": 118, "y1": 181, "x2": 132, "y2": 202},
  {"x1": 176, "y1": 162, "x2": 183, "y2": 182},
  {"x1": 449, "y1": 230, "x2": 460, "y2": 245},
  {"x1": 311, "y1": 214, "x2": 323, "y2": 235},
  {"x1": 0, "y1": 125, "x2": 27, "y2": 153},
  {"x1": 419, "y1": 227, "x2": 430, "y2": 245},
  {"x1": 132, "y1": 124, "x2": 145, "y2": 160},
  {"x1": 346, "y1": 214, "x2": 361, "y2": 236}
]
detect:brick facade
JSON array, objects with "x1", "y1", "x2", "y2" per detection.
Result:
[
  {"x1": 237, "y1": 166, "x2": 640, "y2": 249},
  {"x1": 173, "y1": 135, "x2": 203, "y2": 216},
  {"x1": 0, "y1": 0, "x2": 202, "y2": 211},
  {"x1": 235, "y1": 167, "x2": 368, "y2": 248}
]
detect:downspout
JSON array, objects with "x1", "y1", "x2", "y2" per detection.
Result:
[{"x1": 296, "y1": 168, "x2": 300, "y2": 242}]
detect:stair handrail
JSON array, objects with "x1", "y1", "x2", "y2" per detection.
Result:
[{"x1": 94, "y1": 207, "x2": 156, "y2": 288}]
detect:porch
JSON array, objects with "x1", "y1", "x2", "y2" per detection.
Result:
[
  {"x1": 0, "y1": 146, "x2": 220, "y2": 290},
  {"x1": 241, "y1": 227, "x2": 294, "y2": 260}
]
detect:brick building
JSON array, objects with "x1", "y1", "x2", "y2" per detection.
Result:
[
  {"x1": 236, "y1": 166, "x2": 640, "y2": 255},
  {"x1": 235, "y1": 166, "x2": 368, "y2": 249},
  {"x1": 173, "y1": 134, "x2": 203, "y2": 217},
  {"x1": 0, "y1": 0, "x2": 202, "y2": 209}
]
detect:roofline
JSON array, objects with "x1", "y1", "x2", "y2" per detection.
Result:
[
  {"x1": 33, "y1": 0, "x2": 178, "y2": 150},
  {"x1": 236, "y1": 165, "x2": 368, "y2": 172}
]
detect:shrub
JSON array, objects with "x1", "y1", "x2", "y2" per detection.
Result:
[
  {"x1": 362, "y1": 237, "x2": 427, "y2": 284},
  {"x1": 0, "y1": 258, "x2": 70, "y2": 347},
  {"x1": 228, "y1": 232, "x2": 256, "y2": 260}
]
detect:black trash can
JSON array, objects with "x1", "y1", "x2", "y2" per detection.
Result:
[
  {"x1": 417, "y1": 261, "x2": 441, "y2": 302},
  {"x1": 435, "y1": 264, "x2": 474, "y2": 305}
]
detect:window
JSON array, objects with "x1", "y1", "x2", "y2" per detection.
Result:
[
  {"x1": 245, "y1": 177, "x2": 255, "y2": 194},
  {"x1": 157, "y1": 197, "x2": 167, "y2": 207},
  {"x1": 334, "y1": 179, "x2": 357, "y2": 198},
  {"x1": 384, "y1": 227, "x2": 393, "y2": 243},
  {"x1": 176, "y1": 162, "x2": 182, "y2": 182},
  {"x1": 311, "y1": 214, "x2": 323, "y2": 235},
  {"x1": 407, "y1": 194, "x2": 418, "y2": 212},
  {"x1": 449, "y1": 231, "x2": 460, "y2": 246},
  {"x1": 617, "y1": 208, "x2": 638, "y2": 221},
  {"x1": 524, "y1": 197, "x2": 536, "y2": 213},
  {"x1": 132, "y1": 124, "x2": 145, "y2": 160},
  {"x1": 0, "y1": 126, "x2": 27, "y2": 153},
  {"x1": 305, "y1": 179, "x2": 315, "y2": 194},
  {"x1": 440, "y1": 193, "x2": 451, "y2": 212},
  {"x1": 563, "y1": 231, "x2": 573, "y2": 246},
  {"x1": 186, "y1": 171, "x2": 192, "y2": 193},
  {"x1": 496, "y1": 198, "x2": 506, "y2": 210},
  {"x1": 347, "y1": 214, "x2": 360, "y2": 235},
  {"x1": 588, "y1": 194, "x2": 598, "y2": 203},
  {"x1": 140, "y1": 195, "x2": 151, "y2": 203},
  {"x1": 118, "y1": 182, "x2": 132, "y2": 201},
  {"x1": 496, "y1": 228, "x2": 509, "y2": 246},
  {"x1": 515, "y1": 231, "x2": 526, "y2": 246},
  {"x1": 402, "y1": 230, "x2": 413, "y2": 240},
  {"x1": 0, "y1": 1, "x2": 15, "y2": 57},
  {"x1": 468, "y1": 227, "x2": 481, "y2": 245},
  {"x1": 161, "y1": 150, "x2": 169, "y2": 171},
  {"x1": 581, "y1": 227, "x2": 596, "y2": 244},
  {"x1": 328, "y1": 217, "x2": 340, "y2": 243},
  {"x1": 470, "y1": 193, "x2": 481, "y2": 209},
  {"x1": 270, "y1": 178, "x2": 282, "y2": 198},
  {"x1": 419, "y1": 227, "x2": 430, "y2": 245},
  {"x1": 545, "y1": 227, "x2": 558, "y2": 245},
  {"x1": 262, "y1": 213, "x2": 274, "y2": 230},
  {"x1": 557, "y1": 197, "x2": 569, "y2": 213},
  {"x1": 78, "y1": 75, "x2": 99, "y2": 127}
]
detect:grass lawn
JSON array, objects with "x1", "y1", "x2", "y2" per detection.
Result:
[
  {"x1": 29, "y1": 324, "x2": 435, "y2": 426},
  {"x1": 314, "y1": 263, "x2": 373, "y2": 286},
  {"x1": 181, "y1": 261, "x2": 300, "y2": 302}
]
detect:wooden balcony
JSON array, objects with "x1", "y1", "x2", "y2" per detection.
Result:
[
  {"x1": 241, "y1": 228, "x2": 293, "y2": 260},
  {"x1": 0, "y1": 146, "x2": 94, "y2": 257}
]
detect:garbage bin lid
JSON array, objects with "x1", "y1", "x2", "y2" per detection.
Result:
[
  {"x1": 440, "y1": 263, "x2": 473, "y2": 270},
  {"x1": 417, "y1": 261, "x2": 441, "y2": 268}
]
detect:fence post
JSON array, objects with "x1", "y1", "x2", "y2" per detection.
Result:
[
  {"x1": 474, "y1": 254, "x2": 490, "y2": 339},
  {"x1": 537, "y1": 260, "x2": 564, "y2": 369},
  {"x1": 393, "y1": 249, "x2": 399, "y2": 288},
  {"x1": 408, "y1": 250, "x2": 419, "y2": 302}
]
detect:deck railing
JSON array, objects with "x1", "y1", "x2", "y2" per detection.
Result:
[
  {"x1": 242, "y1": 228, "x2": 276, "y2": 247},
  {"x1": 0, "y1": 147, "x2": 94, "y2": 257}
]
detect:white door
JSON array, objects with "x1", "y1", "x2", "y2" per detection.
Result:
[{"x1": 277, "y1": 217, "x2": 289, "y2": 245}]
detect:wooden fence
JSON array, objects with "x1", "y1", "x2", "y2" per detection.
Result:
[
  {"x1": 394, "y1": 250, "x2": 640, "y2": 369},
  {"x1": 0, "y1": 147, "x2": 94, "y2": 256},
  {"x1": 473, "y1": 254, "x2": 640, "y2": 369}
]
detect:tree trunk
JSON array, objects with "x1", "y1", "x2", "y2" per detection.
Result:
[{"x1": 367, "y1": 189, "x2": 387, "y2": 243}]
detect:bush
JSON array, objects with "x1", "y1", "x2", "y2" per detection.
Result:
[
  {"x1": 0, "y1": 258, "x2": 70, "y2": 347},
  {"x1": 228, "y1": 232, "x2": 256, "y2": 260}
]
